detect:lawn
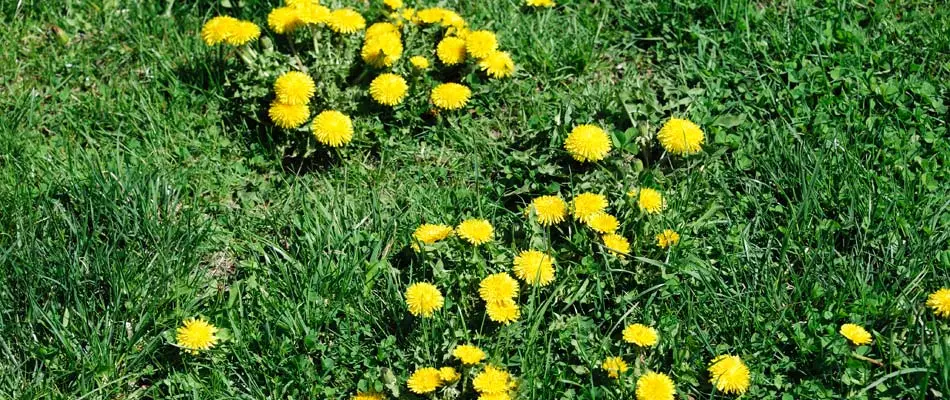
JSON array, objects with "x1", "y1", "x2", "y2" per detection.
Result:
[{"x1": 1, "y1": 0, "x2": 948, "y2": 399}]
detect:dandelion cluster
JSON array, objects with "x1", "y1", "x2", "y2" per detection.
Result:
[{"x1": 201, "y1": 16, "x2": 260, "y2": 46}]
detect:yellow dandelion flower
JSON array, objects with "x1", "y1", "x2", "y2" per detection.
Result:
[
  {"x1": 473, "y1": 365, "x2": 513, "y2": 394},
  {"x1": 311, "y1": 110, "x2": 354, "y2": 147},
  {"x1": 531, "y1": 195, "x2": 567, "y2": 226},
  {"x1": 439, "y1": 10, "x2": 466, "y2": 30},
  {"x1": 224, "y1": 20, "x2": 261, "y2": 46},
  {"x1": 479, "y1": 273, "x2": 519, "y2": 303},
  {"x1": 622, "y1": 323, "x2": 659, "y2": 347},
  {"x1": 410, "y1": 56, "x2": 430, "y2": 70},
  {"x1": 601, "y1": 357, "x2": 628, "y2": 379},
  {"x1": 478, "y1": 51, "x2": 515, "y2": 79},
  {"x1": 407, "y1": 367, "x2": 442, "y2": 394},
  {"x1": 369, "y1": 73, "x2": 408, "y2": 106},
  {"x1": 439, "y1": 367, "x2": 460, "y2": 382},
  {"x1": 285, "y1": 0, "x2": 319, "y2": 7},
  {"x1": 465, "y1": 30, "x2": 498, "y2": 59},
  {"x1": 564, "y1": 124, "x2": 611, "y2": 162},
  {"x1": 295, "y1": 4, "x2": 331, "y2": 25},
  {"x1": 839, "y1": 323, "x2": 872, "y2": 345},
  {"x1": 572, "y1": 192, "x2": 608, "y2": 223},
  {"x1": 587, "y1": 212, "x2": 619, "y2": 234},
  {"x1": 485, "y1": 299, "x2": 520, "y2": 324},
  {"x1": 383, "y1": 0, "x2": 403, "y2": 10},
  {"x1": 352, "y1": 392, "x2": 384, "y2": 400},
  {"x1": 176, "y1": 318, "x2": 219, "y2": 354},
  {"x1": 366, "y1": 22, "x2": 400, "y2": 40},
  {"x1": 361, "y1": 32, "x2": 403, "y2": 68},
  {"x1": 398, "y1": 8, "x2": 416, "y2": 24},
  {"x1": 526, "y1": 0, "x2": 556, "y2": 6},
  {"x1": 636, "y1": 371, "x2": 675, "y2": 400},
  {"x1": 602, "y1": 234, "x2": 630, "y2": 256},
  {"x1": 413, "y1": 224, "x2": 453, "y2": 244},
  {"x1": 201, "y1": 16, "x2": 239, "y2": 46},
  {"x1": 268, "y1": 7, "x2": 303, "y2": 34},
  {"x1": 453, "y1": 344, "x2": 486, "y2": 365},
  {"x1": 512, "y1": 250, "x2": 555, "y2": 286},
  {"x1": 328, "y1": 9, "x2": 365, "y2": 34},
  {"x1": 274, "y1": 71, "x2": 315, "y2": 105},
  {"x1": 431, "y1": 82, "x2": 471, "y2": 110},
  {"x1": 268, "y1": 101, "x2": 310, "y2": 129},
  {"x1": 447, "y1": 26, "x2": 471, "y2": 39},
  {"x1": 479, "y1": 393, "x2": 511, "y2": 400},
  {"x1": 927, "y1": 288, "x2": 950, "y2": 318},
  {"x1": 638, "y1": 188, "x2": 664, "y2": 214},
  {"x1": 436, "y1": 36, "x2": 467, "y2": 66},
  {"x1": 415, "y1": 7, "x2": 447, "y2": 24},
  {"x1": 405, "y1": 282, "x2": 444, "y2": 317},
  {"x1": 456, "y1": 218, "x2": 493, "y2": 245},
  {"x1": 708, "y1": 355, "x2": 751, "y2": 395},
  {"x1": 658, "y1": 117, "x2": 705, "y2": 156},
  {"x1": 656, "y1": 229, "x2": 680, "y2": 249}
]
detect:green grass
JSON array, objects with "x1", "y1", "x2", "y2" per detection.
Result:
[{"x1": 1, "y1": 0, "x2": 949, "y2": 399}]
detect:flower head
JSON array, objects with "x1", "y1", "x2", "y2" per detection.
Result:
[
  {"x1": 658, "y1": 117, "x2": 704, "y2": 156},
  {"x1": 530, "y1": 195, "x2": 567, "y2": 226},
  {"x1": 436, "y1": 37, "x2": 467, "y2": 66},
  {"x1": 622, "y1": 323, "x2": 659, "y2": 347},
  {"x1": 369, "y1": 73, "x2": 408, "y2": 106},
  {"x1": 415, "y1": 7, "x2": 447, "y2": 24},
  {"x1": 480, "y1": 273, "x2": 520, "y2": 303},
  {"x1": 439, "y1": 367, "x2": 460, "y2": 382},
  {"x1": 407, "y1": 367, "x2": 442, "y2": 394},
  {"x1": 927, "y1": 288, "x2": 950, "y2": 318},
  {"x1": 637, "y1": 188, "x2": 664, "y2": 214},
  {"x1": 228, "y1": 21, "x2": 261, "y2": 45},
  {"x1": 564, "y1": 124, "x2": 611, "y2": 162},
  {"x1": 352, "y1": 393, "x2": 384, "y2": 400},
  {"x1": 361, "y1": 33, "x2": 403, "y2": 67},
  {"x1": 453, "y1": 344, "x2": 486, "y2": 365},
  {"x1": 328, "y1": 9, "x2": 366, "y2": 34},
  {"x1": 405, "y1": 282, "x2": 444, "y2": 317},
  {"x1": 526, "y1": 0, "x2": 556, "y2": 6},
  {"x1": 431, "y1": 83, "x2": 471, "y2": 110},
  {"x1": 274, "y1": 71, "x2": 315, "y2": 105},
  {"x1": 311, "y1": 110, "x2": 354, "y2": 147},
  {"x1": 383, "y1": 0, "x2": 404, "y2": 10},
  {"x1": 440, "y1": 10, "x2": 466, "y2": 29},
  {"x1": 602, "y1": 234, "x2": 630, "y2": 257},
  {"x1": 456, "y1": 218, "x2": 493, "y2": 245},
  {"x1": 512, "y1": 250, "x2": 555, "y2": 286},
  {"x1": 485, "y1": 299, "x2": 520, "y2": 324},
  {"x1": 587, "y1": 212, "x2": 619, "y2": 234},
  {"x1": 839, "y1": 323, "x2": 872, "y2": 345},
  {"x1": 636, "y1": 372, "x2": 675, "y2": 400},
  {"x1": 294, "y1": 3, "x2": 331, "y2": 25},
  {"x1": 410, "y1": 56, "x2": 430, "y2": 70},
  {"x1": 473, "y1": 365, "x2": 513, "y2": 394},
  {"x1": 201, "y1": 16, "x2": 239, "y2": 45},
  {"x1": 465, "y1": 30, "x2": 498, "y2": 59},
  {"x1": 572, "y1": 192, "x2": 608, "y2": 223},
  {"x1": 656, "y1": 230, "x2": 680, "y2": 249},
  {"x1": 176, "y1": 318, "x2": 219, "y2": 354},
  {"x1": 268, "y1": 7, "x2": 303, "y2": 34},
  {"x1": 478, "y1": 51, "x2": 515, "y2": 79},
  {"x1": 413, "y1": 224, "x2": 453, "y2": 244},
  {"x1": 269, "y1": 101, "x2": 310, "y2": 129},
  {"x1": 601, "y1": 357, "x2": 628, "y2": 379},
  {"x1": 708, "y1": 355, "x2": 751, "y2": 395},
  {"x1": 366, "y1": 22, "x2": 400, "y2": 40}
]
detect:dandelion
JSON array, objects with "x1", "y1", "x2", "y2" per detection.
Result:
[
  {"x1": 361, "y1": 33, "x2": 403, "y2": 67},
  {"x1": 473, "y1": 365, "x2": 513, "y2": 394},
  {"x1": 638, "y1": 188, "x2": 664, "y2": 214},
  {"x1": 572, "y1": 192, "x2": 608, "y2": 223},
  {"x1": 479, "y1": 394, "x2": 511, "y2": 400},
  {"x1": 602, "y1": 234, "x2": 630, "y2": 256},
  {"x1": 439, "y1": 366, "x2": 460, "y2": 382},
  {"x1": 527, "y1": 0, "x2": 555, "y2": 6},
  {"x1": 465, "y1": 30, "x2": 498, "y2": 59},
  {"x1": 407, "y1": 367, "x2": 442, "y2": 394},
  {"x1": 657, "y1": 117, "x2": 704, "y2": 156},
  {"x1": 708, "y1": 355, "x2": 751, "y2": 395},
  {"x1": 268, "y1": 7, "x2": 303, "y2": 34},
  {"x1": 410, "y1": 56, "x2": 430, "y2": 70},
  {"x1": 656, "y1": 230, "x2": 680, "y2": 249},
  {"x1": 587, "y1": 212, "x2": 619, "y2": 234},
  {"x1": 512, "y1": 250, "x2": 555, "y2": 286},
  {"x1": 413, "y1": 224, "x2": 453, "y2": 244},
  {"x1": 431, "y1": 83, "x2": 471, "y2": 110},
  {"x1": 312, "y1": 110, "x2": 354, "y2": 147},
  {"x1": 436, "y1": 37, "x2": 467, "y2": 66},
  {"x1": 927, "y1": 288, "x2": 950, "y2": 318},
  {"x1": 564, "y1": 124, "x2": 611, "y2": 162},
  {"x1": 352, "y1": 393, "x2": 384, "y2": 400},
  {"x1": 453, "y1": 344, "x2": 486, "y2": 365},
  {"x1": 274, "y1": 71, "x2": 315, "y2": 105},
  {"x1": 415, "y1": 7, "x2": 447, "y2": 24},
  {"x1": 601, "y1": 357, "x2": 628, "y2": 379},
  {"x1": 439, "y1": 11, "x2": 466, "y2": 30},
  {"x1": 485, "y1": 299, "x2": 520, "y2": 324},
  {"x1": 226, "y1": 21, "x2": 261, "y2": 45},
  {"x1": 479, "y1": 273, "x2": 519, "y2": 303},
  {"x1": 530, "y1": 195, "x2": 567, "y2": 226},
  {"x1": 176, "y1": 318, "x2": 219, "y2": 354},
  {"x1": 405, "y1": 282, "x2": 444, "y2": 317},
  {"x1": 383, "y1": 0, "x2": 404, "y2": 10},
  {"x1": 269, "y1": 101, "x2": 310, "y2": 129},
  {"x1": 839, "y1": 323, "x2": 872, "y2": 345},
  {"x1": 295, "y1": 4, "x2": 331, "y2": 25},
  {"x1": 369, "y1": 74, "x2": 408, "y2": 106},
  {"x1": 366, "y1": 22, "x2": 400, "y2": 40},
  {"x1": 622, "y1": 323, "x2": 659, "y2": 347},
  {"x1": 328, "y1": 9, "x2": 366, "y2": 34},
  {"x1": 478, "y1": 51, "x2": 515, "y2": 79},
  {"x1": 201, "y1": 16, "x2": 239, "y2": 46},
  {"x1": 636, "y1": 372, "x2": 675, "y2": 400},
  {"x1": 456, "y1": 218, "x2": 493, "y2": 245}
]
